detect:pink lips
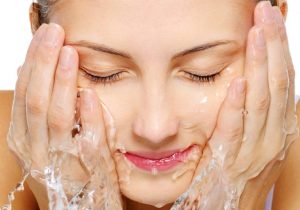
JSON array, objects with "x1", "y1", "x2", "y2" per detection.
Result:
[{"x1": 123, "y1": 145, "x2": 196, "y2": 172}]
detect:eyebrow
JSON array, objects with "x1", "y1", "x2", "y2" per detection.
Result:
[{"x1": 66, "y1": 40, "x2": 234, "y2": 60}]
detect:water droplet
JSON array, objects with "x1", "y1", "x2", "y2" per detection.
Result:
[
  {"x1": 242, "y1": 109, "x2": 248, "y2": 116},
  {"x1": 199, "y1": 96, "x2": 208, "y2": 104},
  {"x1": 118, "y1": 156, "x2": 133, "y2": 185},
  {"x1": 172, "y1": 163, "x2": 195, "y2": 181},
  {"x1": 8, "y1": 193, "x2": 14, "y2": 202},
  {"x1": 16, "y1": 183, "x2": 24, "y2": 191},
  {"x1": 119, "y1": 146, "x2": 126, "y2": 154},
  {"x1": 151, "y1": 167, "x2": 158, "y2": 176},
  {"x1": 218, "y1": 145, "x2": 223, "y2": 152},
  {"x1": 154, "y1": 203, "x2": 165, "y2": 208},
  {"x1": 242, "y1": 136, "x2": 247, "y2": 142}
]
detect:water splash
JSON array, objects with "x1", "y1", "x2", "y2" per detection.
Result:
[
  {"x1": 151, "y1": 167, "x2": 158, "y2": 176},
  {"x1": 0, "y1": 171, "x2": 29, "y2": 210}
]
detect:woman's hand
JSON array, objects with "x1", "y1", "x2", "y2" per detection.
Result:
[
  {"x1": 5, "y1": 23, "x2": 123, "y2": 209},
  {"x1": 171, "y1": 2, "x2": 299, "y2": 210}
]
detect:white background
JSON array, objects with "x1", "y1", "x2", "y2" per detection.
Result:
[{"x1": 0, "y1": 0, "x2": 299, "y2": 96}]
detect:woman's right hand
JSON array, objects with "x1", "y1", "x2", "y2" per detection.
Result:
[{"x1": 6, "y1": 23, "x2": 123, "y2": 210}]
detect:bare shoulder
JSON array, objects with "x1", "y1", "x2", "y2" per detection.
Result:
[
  {"x1": 0, "y1": 91, "x2": 38, "y2": 209},
  {"x1": 272, "y1": 100, "x2": 300, "y2": 210}
]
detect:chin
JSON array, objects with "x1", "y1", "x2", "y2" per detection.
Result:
[
  {"x1": 114, "y1": 149, "x2": 201, "y2": 207},
  {"x1": 120, "y1": 169, "x2": 194, "y2": 207}
]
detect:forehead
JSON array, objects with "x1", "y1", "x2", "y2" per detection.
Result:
[{"x1": 49, "y1": 0, "x2": 255, "y2": 60}]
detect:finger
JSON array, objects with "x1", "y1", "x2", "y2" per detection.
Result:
[
  {"x1": 237, "y1": 26, "x2": 269, "y2": 161},
  {"x1": 48, "y1": 46, "x2": 79, "y2": 151},
  {"x1": 12, "y1": 24, "x2": 48, "y2": 137},
  {"x1": 273, "y1": 7, "x2": 297, "y2": 133},
  {"x1": 209, "y1": 77, "x2": 246, "y2": 167},
  {"x1": 255, "y1": 1, "x2": 289, "y2": 156},
  {"x1": 78, "y1": 89, "x2": 115, "y2": 174},
  {"x1": 9, "y1": 25, "x2": 48, "y2": 168},
  {"x1": 26, "y1": 23, "x2": 65, "y2": 166}
]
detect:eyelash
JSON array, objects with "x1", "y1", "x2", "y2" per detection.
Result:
[
  {"x1": 80, "y1": 67, "x2": 221, "y2": 85},
  {"x1": 80, "y1": 67, "x2": 124, "y2": 85},
  {"x1": 182, "y1": 71, "x2": 221, "y2": 84}
]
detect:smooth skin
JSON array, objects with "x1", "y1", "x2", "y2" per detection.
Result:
[
  {"x1": 0, "y1": 0, "x2": 299, "y2": 209},
  {"x1": 172, "y1": 3, "x2": 300, "y2": 209}
]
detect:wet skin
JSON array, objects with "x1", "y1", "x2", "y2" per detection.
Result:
[{"x1": 2, "y1": 0, "x2": 300, "y2": 210}]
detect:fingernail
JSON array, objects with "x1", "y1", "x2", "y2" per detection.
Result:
[
  {"x1": 235, "y1": 77, "x2": 246, "y2": 94},
  {"x1": 44, "y1": 23, "x2": 62, "y2": 46},
  {"x1": 273, "y1": 7, "x2": 284, "y2": 27},
  {"x1": 59, "y1": 46, "x2": 74, "y2": 70},
  {"x1": 260, "y1": 1, "x2": 274, "y2": 23},
  {"x1": 254, "y1": 27, "x2": 266, "y2": 49}
]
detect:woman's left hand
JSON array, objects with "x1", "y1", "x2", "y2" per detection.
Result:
[{"x1": 171, "y1": 2, "x2": 299, "y2": 210}]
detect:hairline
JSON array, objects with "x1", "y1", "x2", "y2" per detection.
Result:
[{"x1": 36, "y1": 0, "x2": 278, "y2": 25}]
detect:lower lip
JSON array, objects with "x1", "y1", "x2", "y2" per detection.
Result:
[{"x1": 123, "y1": 145, "x2": 196, "y2": 172}]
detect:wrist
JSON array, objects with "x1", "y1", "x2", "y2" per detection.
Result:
[{"x1": 26, "y1": 176, "x2": 49, "y2": 210}]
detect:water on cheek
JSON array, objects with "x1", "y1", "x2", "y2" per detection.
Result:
[
  {"x1": 171, "y1": 146, "x2": 202, "y2": 181},
  {"x1": 98, "y1": 102, "x2": 135, "y2": 189},
  {"x1": 154, "y1": 203, "x2": 165, "y2": 208},
  {"x1": 115, "y1": 153, "x2": 134, "y2": 186},
  {"x1": 151, "y1": 167, "x2": 158, "y2": 176}
]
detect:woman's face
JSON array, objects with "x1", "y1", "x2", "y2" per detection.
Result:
[{"x1": 48, "y1": 0, "x2": 255, "y2": 207}]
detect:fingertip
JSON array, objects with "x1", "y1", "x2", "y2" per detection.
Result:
[
  {"x1": 58, "y1": 46, "x2": 79, "y2": 70},
  {"x1": 254, "y1": 0, "x2": 273, "y2": 25},
  {"x1": 33, "y1": 23, "x2": 48, "y2": 42},
  {"x1": 247, "y1": 26, "x2": 267, "y2": 63},
  {"x1": 48, "y1": 22, "x2": 65, "y2": 37},
  {"x1": 273, "y1": 6, "x2": 287, "y2": 38}
]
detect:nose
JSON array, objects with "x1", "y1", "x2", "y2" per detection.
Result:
[{"x1": 133, "y1": 88, "x2": 179, "y2": 146}]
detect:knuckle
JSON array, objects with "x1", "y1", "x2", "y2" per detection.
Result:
[
  {"x1": 287, "y1": 65, "x2": 295, "y2": 81},
  {"x1": 278, "y1": 26, "x2": 286, "y2": 39},
  {"x1": 220, "y1": 126, "x2": 243, "y2": 140},
  {"x1": 275, "y1": 79, "x2": 289, "y2": 91},
  {"x1": 272, "y1": 74, "x2": 289, "y2": 92},
  {"x1": 27, "y1": 94, "x2": 48, "y2": 115},
  {"x1": 255, "y1": 94, "x2": 270, "y2": 111},
  {"x1": 15, "y1": 78, "x2": 28, "y2": 102}
]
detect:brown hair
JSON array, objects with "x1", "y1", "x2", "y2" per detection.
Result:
[{"x1": 31, "y1": 0, "x2": 278, "y2": 31}]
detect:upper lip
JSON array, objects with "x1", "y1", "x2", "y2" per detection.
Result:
[{"x1": 121, "y1": 145, "x2": 193, "y2": 160}]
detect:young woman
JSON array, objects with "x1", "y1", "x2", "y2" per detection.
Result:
[{"x1": 0, "y1": 0, "x2": 299, "y2": 209}]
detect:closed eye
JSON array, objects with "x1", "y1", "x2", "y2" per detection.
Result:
[{"x1": 80, "y1": 66, "x2": 125, "y2": 85}]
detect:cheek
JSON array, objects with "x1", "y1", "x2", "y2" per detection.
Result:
[
  {"x1": 170, "y1": 57, "x2": 245, "y2": 140},
  {"x1": 77, "y1": 79, "x2": 138, "y2": 126},
  {"x1": 169, "y1": 81, "x2": 225, "y2": 141}
]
